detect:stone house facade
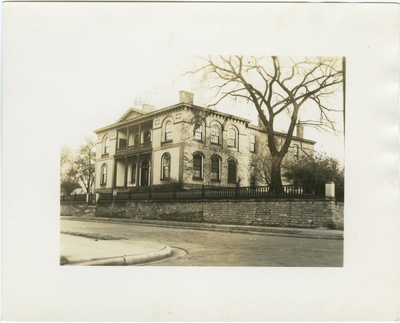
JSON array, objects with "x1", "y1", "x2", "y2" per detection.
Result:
[{"x1": 93, "y1": 91, "x2": 315, "y2": 193}]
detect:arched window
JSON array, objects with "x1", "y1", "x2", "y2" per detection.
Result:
[
  {"x1": 228, "y1": 159, "x2": 237, "y2": 183},
  {"x1": 211, "y1": 123, "x2": 221, "y2": 144},
  {"x1": 193, "y1": 154, "x2": 203, "y2": 179},
  {"x1": 100, "y1": 164, "x2": 107, "y2": 185},
  {"x1": 193, "y1": 122, "x2": 204, "y2": 141},
  {"x1": 161, "y1": 154, "x2": 171, "y2": 179},
  {"x1": 211, "y1": 156, "x2": 221, "y2": 181},
  {"x1": 103, "y1": 136, "x2": 109, "y2": 154},
  {"x1": 165, "y1": 121, "x2": 172, "y2": 141},
  {"x1": 131, "y1": 163, "x2": 137, "y2": 185},
  {"x1": 228, "y1": 126, "x2": 238, "y2": 147},
  {"x1": 143, "y1": 130, "x2": 151, "y2": 143}
]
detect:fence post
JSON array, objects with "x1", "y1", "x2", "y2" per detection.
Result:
[
  {"x1": 201, "y1": 184, "x2": 205, "y2": 198},
  {"x1": 325, "y1": 181, "x2": 335, "y2": 199}
]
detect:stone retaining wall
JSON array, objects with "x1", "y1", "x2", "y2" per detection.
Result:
[
  {"x1": 94, "y1": 198, "x2": 344, "y2": 229},
  {"x1": 60, "y1": 202, "x2": 96, "y2": 217}
]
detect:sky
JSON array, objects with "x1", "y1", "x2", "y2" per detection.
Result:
[{"x1": 4, "y1": 2, "x2": 344, "y2": 163}]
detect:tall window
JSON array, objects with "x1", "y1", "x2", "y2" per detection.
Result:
[
  {"x1": 211, "y1": 156, "x2": 220, "y2": 181},
  {"x1": 103, "y1": 137, "x2": 109, "y2": 154},
  {"x1": 131, "y1": 163, "x2": 137, "y2": 185},
  {"x1": 133, "y1": 134, "x2": 139, "y2": 146},
  {"x1": 228, "y1": 159, "x2": 237, "y2": 183},
  {"x1": 250, "y1": 135, "x2": 256, "y2": 152},
  {"x1": 101, "y1": 164, "x2": 107, "y2": 185},
  {"x1": 165, "y1": 121, "x2": 172, "y2": 141},
  {"x1": 194, "y1": 123, "x2": 203, "y2": 141},
  {"x1": 193, "y1": 154, "x2": 203, "y2": 179},
  {"x1": 211, "y1": 123, "x2": 220, "y2": 144},
  {"x1": 144, "y1": 130, "x2": 151, "y2": 143},
  {"x1": 162, "y1": 154, "x2": 171, "y2": 179},
  {"x1": 228, "y1": 127, "x2": 237, "y2": 147}
]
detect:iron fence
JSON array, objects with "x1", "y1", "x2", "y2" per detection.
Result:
[
  {"x1": 95, "y1": 183, "x2": 326, "y2": 203},
  {"x1": 60, "y1": 194, "x2": 87, "y2": 202}
]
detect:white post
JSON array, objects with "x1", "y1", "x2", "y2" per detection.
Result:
[{"x1": 325, "y1": 181, "x2": 335, "y2": 198}]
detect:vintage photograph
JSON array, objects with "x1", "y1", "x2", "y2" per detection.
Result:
[
  {"x1": 4, "y1": 2, "x2": 398, "y2": 322},
  {"x1": 60, "y1": 55, "x2": 345, "y2": 267}
]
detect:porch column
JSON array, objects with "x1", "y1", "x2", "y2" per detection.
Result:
[
  {"x1": 138, "y1": 124, "x2": 142, "y2": 151},
  {"x1": 126, "y1": 127, "x2": 130, "y2": 147},
  {"x1": 124, "y1": 157, "x2": 128, "y2": 188},
  {"x1": 136, "y1": 154, "x2": 141, "y2": 186},
  {"x1": 113, "y1": 158, "x2": 117, "y2": 188}
]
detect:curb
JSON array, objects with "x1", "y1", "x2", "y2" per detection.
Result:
[
  {"x1": 64, "y1": 245, "x2": 172, "y2": 266},
  {"x1": 61, "y1": 216, "x2": 343, "y2": 240}
]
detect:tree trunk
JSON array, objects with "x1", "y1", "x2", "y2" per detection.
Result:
[{"x1": 269, "y1": 155, "x2": 284, "y2": 194}]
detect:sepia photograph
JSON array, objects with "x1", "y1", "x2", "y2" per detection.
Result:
[
  {"x1": 3, "y1": 2, "x2": 398, "y2": 322},
  {"x1": 60, "y1": 55, "x2": 345, "y2": 267}
]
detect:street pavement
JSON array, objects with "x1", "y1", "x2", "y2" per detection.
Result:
[{"x1": 60, "y1": 216, "x2": 343, "y2": 266}]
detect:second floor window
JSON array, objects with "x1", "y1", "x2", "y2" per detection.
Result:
[
  {"x1": 133, "y1": 134, "x2": 139, "y2": 146},
  {"x1": 211, "y1": 124, "x2": 220, "y2": 144},
  {"x1": 103, "y1": 137, "x2": 109, "y2": 154},
  {"x1": 144, "y1": 130, "x2": 151, "y2": 143},
  {"x1": 165, "y1": 121, "x2": 172, "y2": 141},
  {"x1": 228, "y1": 127, "x2": 237, "y2": 147},
  {"x1": 194, "y1": 123, "x2": 203, "y2": 141},
  {"x1": 250, "y1": 135, "x2": 256, "y2": 152}
]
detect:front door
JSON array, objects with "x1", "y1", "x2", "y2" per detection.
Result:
[{"x1": 140, "y1": 160, "x2": 149, "y2": 186}]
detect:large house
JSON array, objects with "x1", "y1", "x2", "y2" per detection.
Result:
[{"x1": 93, "y1": 91, "x2": 315, "y2": 193}]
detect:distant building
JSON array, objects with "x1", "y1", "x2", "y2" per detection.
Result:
[{"x1": 93, "y1": 91, "x2": 315, "y2": 193}]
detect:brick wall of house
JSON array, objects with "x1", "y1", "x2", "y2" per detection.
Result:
[{"x1": 94, "y1": 198, "x2": 344, "y2": 229}]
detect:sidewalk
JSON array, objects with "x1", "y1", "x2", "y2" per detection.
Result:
[
  {"x1": 60, "y1": 234, "x2": 172, "y2": 266},
  {"x1": 61, "y1": 216, "x2": 344, "y2": 240}
]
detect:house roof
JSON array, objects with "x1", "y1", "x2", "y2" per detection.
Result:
[
  {"x1": 115, "y1": 107, "x2": 145, "y2": 123},
  {"x1": 94, "y1": 102, "x2": 251, "y2": 133},
  {"x1": 93, "y1": 102, "x2": 316, "y2": 145}
]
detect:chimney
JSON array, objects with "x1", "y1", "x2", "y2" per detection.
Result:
[
  {"x1": 296, "y1": 123, "x2": 304, "y2": 138},
  {"x1": 179, "y1": 91, "x2": 194, "y2": 104},
  {"x1": 142, "y1": 104, "x2": 155, "y2": 113}
]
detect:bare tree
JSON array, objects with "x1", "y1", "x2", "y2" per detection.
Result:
[
  {"x1": 60, "y1": 146, "x2": 80, "y2": 195},
  {"x1": 71, "y1": 137, "x2": 96, "y2": 194},
  {"x1": 191, "y1": 56, "x2": 344, "y2": 187}
]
